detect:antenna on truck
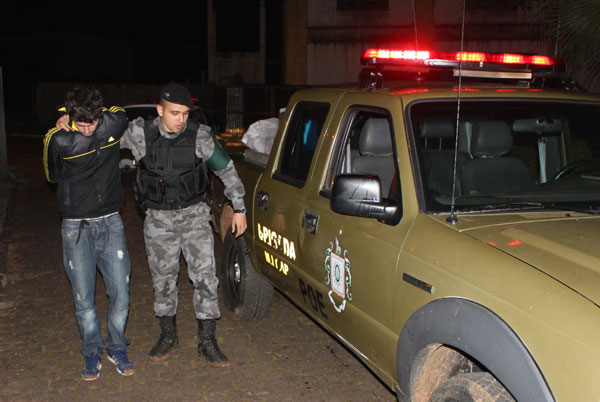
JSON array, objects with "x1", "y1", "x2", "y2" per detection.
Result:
[{"x1": 446, "y1": 0, "x2": 467, "y2": 226}]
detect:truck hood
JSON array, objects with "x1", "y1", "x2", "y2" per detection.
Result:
[{"x1": 451, "y1": 213, "x2": 600, "y2": 306}]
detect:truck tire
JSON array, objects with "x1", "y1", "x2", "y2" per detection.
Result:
[
  {"x1": 220, "y1": 230, "x2": 273, "y2": 320},
  {"x1": 429, "y1": 372, "x2": 515, "y2": 402}
]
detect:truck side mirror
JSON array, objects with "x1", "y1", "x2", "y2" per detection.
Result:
[{"x1": 331, "y1": 174, "x2": 399, "y2": 221}]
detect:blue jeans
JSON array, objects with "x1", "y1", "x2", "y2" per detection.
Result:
[{"x1": 61, "y1": 213, "x2": 131, "y2": 357}]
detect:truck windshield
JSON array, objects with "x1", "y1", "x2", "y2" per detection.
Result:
[{"x1": 410, "y1": 100, "x2": 600, "y2": 214}]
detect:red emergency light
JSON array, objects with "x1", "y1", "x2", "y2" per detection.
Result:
[
  {"x1": 361, "y1": 49, "x2": 556, "y2": 68},
  {"x1": 363, "y1": 49, "x2": 431, "y2": 60},
  {"x1": 456, "y1": 52, "x2": 486, "y2": 62}
]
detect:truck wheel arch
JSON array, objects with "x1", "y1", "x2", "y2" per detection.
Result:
[{"x1": 395, "y1": 298, "x2": 554, "y2": 402}]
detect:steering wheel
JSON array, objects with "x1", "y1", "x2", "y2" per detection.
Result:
[{"x1": 552, "y1": 159, "x2": 600, "y2": 180}]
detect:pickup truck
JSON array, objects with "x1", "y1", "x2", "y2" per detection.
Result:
[{"x1": 210, "y1": 49, "x2": 600, "y2": 402}]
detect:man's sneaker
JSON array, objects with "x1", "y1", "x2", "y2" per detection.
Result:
[
  {"x1": 82, "y1": 353, "x2": 102, "y2": 381},
  {"x1": 106, "y1": 349, "x2": 135, "y2": 376}
]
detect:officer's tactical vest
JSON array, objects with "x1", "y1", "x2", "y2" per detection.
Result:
[{"x1": 137, "y1": 120, "x2": 208, "y2": 210}]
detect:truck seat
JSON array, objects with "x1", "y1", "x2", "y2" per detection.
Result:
[
  {"x1": 460, "y1": 120, "x2": 533, "y2": 195},
  {"x1": 420, "y1": 117, "x2": 470, "y2": 197},
  {"x1": 352, "y1": 118, "x2": 395, "y2": 197}
]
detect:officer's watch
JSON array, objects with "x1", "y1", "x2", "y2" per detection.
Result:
[{"x1": 234, "y1": 207, "x2": 247, "y2": 215}]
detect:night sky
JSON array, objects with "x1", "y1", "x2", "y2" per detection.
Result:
[{"x1": 0, "y1": 0, "x2": 273, "y2": 119}]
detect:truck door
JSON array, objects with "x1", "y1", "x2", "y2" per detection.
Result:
[
  {"x1": 298, "y1": 101, "x2": 413, "y2": 379},
  {"x1": 252, "y1": 97, "x2": 336, "y2": 297}
]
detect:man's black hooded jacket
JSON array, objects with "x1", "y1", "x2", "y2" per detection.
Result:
[{"x1": 43, "y1": 107, "x2": 128, "y2": 219}]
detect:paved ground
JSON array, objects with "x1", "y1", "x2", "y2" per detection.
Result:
[{"x1": 0, "y1": 137, "x2": 395, "y2": 402}]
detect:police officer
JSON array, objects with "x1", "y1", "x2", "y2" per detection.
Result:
[
  {"x1": 122, "y1": 84, "x2": 247, "y2": 366},
  {"x1": 45, "y1": 86, "x2": 135, "y2": 380}
]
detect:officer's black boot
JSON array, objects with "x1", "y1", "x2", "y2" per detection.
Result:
[
  {"x1": 149, "y1": 315, "x2": 179, "y2": 362},
  {"x1": 197, "y1": 319, "x2": 229, "y2": 367}
]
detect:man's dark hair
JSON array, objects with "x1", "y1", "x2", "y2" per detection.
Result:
[{"x1": 64, "y1": 86, "x2": 103, "y2": 123}]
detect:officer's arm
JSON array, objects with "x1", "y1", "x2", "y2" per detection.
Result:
[
  {"x1": 212, "y1": 160, "x2": 245, "y2": 202},
  {"x1": 55, "y1": 106, "x2": 72, "y2": 132},
  {"x1": 211, "y1": 159, "x2": 248, "y2": 237},
  {"x1": 120, "y1": 118, "x2": 147, "y2": 161},
  {"x1": 200, "y1": 132, "x2": 247, "y2": 237}
]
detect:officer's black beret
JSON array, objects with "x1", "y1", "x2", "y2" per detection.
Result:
[{"x1": 160, "y1": 83, "x2": 193, "y2": 108}]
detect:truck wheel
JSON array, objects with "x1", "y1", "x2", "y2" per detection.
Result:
[
  {"x1": 220, "y1": 230, "x2": 273, "y2": 320},
  {"x1": 429, "y1": 372, "x2": 515, "y2": 402}
]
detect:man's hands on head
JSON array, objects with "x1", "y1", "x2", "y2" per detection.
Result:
[{"x1": 56, "y1": 115, "x2": 72, "y2": 131}]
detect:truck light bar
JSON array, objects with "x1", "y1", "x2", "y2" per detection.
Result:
[
  {"x1": 359, "y1": 48, "x2": 571, "y2": 89},
  {"x1": 361, "y1": 49, "x2": 556, "y2": 68}
]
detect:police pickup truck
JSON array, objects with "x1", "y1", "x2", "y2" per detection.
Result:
[{"x1": 210, "y1": 49, "x2": 600, "y2": 401}]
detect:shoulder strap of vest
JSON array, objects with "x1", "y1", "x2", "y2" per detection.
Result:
[
  {"x1": 186, "y1": 120, "x2": 200, "y2": 140},
  {"x1": 143, "y1": 119, "x2": 160, "y2": 143}
]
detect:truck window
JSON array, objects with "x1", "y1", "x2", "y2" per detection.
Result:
[
  {"x1": 409, "y1": 100, "x2": 600, "y2": 213},
  {"x1": 277, "y1": 102, "x2": 330, "y2": 186},
  {"x1": 328, "y1": 108, "x2": 400, "y2": 201}
]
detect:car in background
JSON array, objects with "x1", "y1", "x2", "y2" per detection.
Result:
[{"x1": 123, "y1": 104, "x2": 160, "y2": 121}]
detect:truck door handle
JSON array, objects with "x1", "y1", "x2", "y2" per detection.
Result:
[
  {"x1": 302, "y1": 209, "x2": 319, "y2": 235},
  {"x1": 257, "y1": 191, "x2": 269, "y2": 210}
]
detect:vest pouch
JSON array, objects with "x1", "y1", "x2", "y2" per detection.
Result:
[
  {"x1": 194, "y1": 163, "x2": 208, "y2": 195},
  {"x1": 178, "y1": 170, "x2": 198, "y2": 200},
  {"x1": 144, "y1": 176, "x2": 164, "y2": 204},
  {"x1": 163, "y1": 179, "x2": 180, "y2": 205}
]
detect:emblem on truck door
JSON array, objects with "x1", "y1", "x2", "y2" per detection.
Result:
[{"x1": 324, "y1": 237, "x2": 352, "y2": 313}]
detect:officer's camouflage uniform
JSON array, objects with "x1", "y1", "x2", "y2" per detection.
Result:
[{"x1": 121, "y1": 117, "x2": 245, "y2": 319}]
